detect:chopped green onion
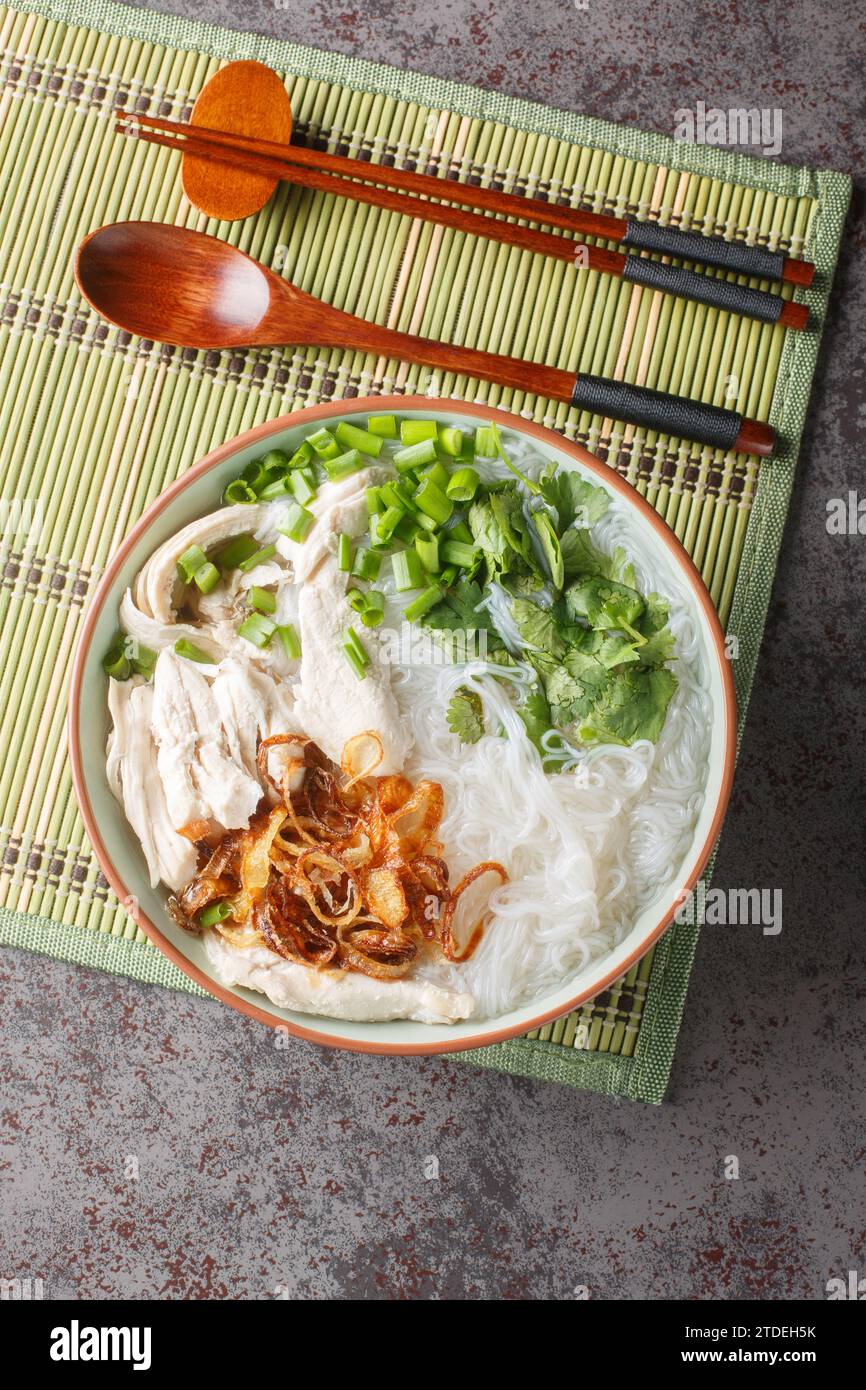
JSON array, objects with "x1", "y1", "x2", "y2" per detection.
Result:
[
  {"x1": 413, "y1": 509, "x2": 439, "y2": 533},
  {"x1": 441, "y1": 540, "x2": 478, "y2": 569},
  {"x1": 400, "y1": 419, "x2": 438, "y2": 446},
  {"x1": 449, "y1": 520, "x2": 474, "y2": 544},
  {"x1": 290, "y1": 468, "x2": 317, "y2": 505},
  {"x1": 474, "y1": 424, "x2": 498, "y2": 457},
  {"x1": 378, "y1": 482, "x2": 409, "y2": 514},
  {"x1": 347, "y1": 587, "x2": 385, "y2": 627},
  {"x1": 375, "y1": 506, "x2": 403, "y2": 544},
  {"x1": 367, "y1": 414, "x2": 398, "y2": 438},
  {"x1": 177, "y1": 544, "x2": 208, "y2": 583},
  {"x1": 351, "y1": 546, "x2": 382, "y2": 581},
  {"x1": 276, "y1": 623, "x2": 301, "y2": 660},
  {"x1": 415, "y1": 533, "x2": 440, "y2": 573},
  {"x1": 198, "y1": 900, "x2": 234, "y2": 927},
  {"x1": 438, "y1": 425, "x2": 464, "y2": 457},
  {"x1": 174, "y1": 638, "x2": 213, "y2": 663},
  {"x1": 343, "y1": 642, "x2": 368, "y2": 681},
  {"x1": 357, "y1": 590, "x2": 385, "y2": 627},
  {"x1": 335, "y1": 421, "x2": 384, "y2": 457},
  {"x1": 237, "y1": 613, "x2": 276, "y2": 648},
  {"x1": 279, "y1": 502, "x2": 315, "y2": 543},
  {"x1": 446, "y1": 466, "x2": 480, "y2": 502},
  {"x1": 413, "y1": 476, "x2": 453, "y2": 525},
  {"x1": 393, "y1": 514, "x2": 422, "y2": 544},
  {"x1": 262, "y1": 448, "x2": 290, "y2": 473},
  {"x1": 193, "y1": 561, "x2": 221, "y2": 594},
  {"x1": 345, "y1": 627, "x2": 370, "y2": 667},
  {"x1": 130, "y1": 644, "x2": 157, "y2": 679},
  {"x1": 391, "y1": 548, "x2": 424, "y2": 591},
  {"x1": 306, "y1": 427, "x2": 341, "y2": 460},
  {"x1": 404, "y1": 584, "x2": 442, "y2": 622},
  {"x1": 237, "y1": 543, "x2": 277, "y2": 573},
  {"x1": 249, "y1": 586, "x2": 276, "y2": 615},
  {"x1": 102, "y1": 642, "x2": 131, "y2": 681},
  {"x1": 440, "y1": 565, "x2": 458, "y2": 587},
  {"x1": 366, "y1": 486, "x2": 384, "y2": 516},
  {"x1": 241, "y1": 458, "x2": 270, "y2": 489},
  {"x1": 257, "y1": 476, "x2": 292, "y2": 501},
  {"x1": 394, "y1": 438, "x2": 438, "y2": 472},
  {"x1": 287, "y1": 441, "x2": 314, "y2": 469},
  {"x1": 337, "y1": 533, "x2": 354, "y2": 572},
  {"x1": 323, "y1": 448, "x2": 364, "y2": 482},
  {"x1": 223, "y1": 478, "x2": 257, "y2": 505},
  {"x1": 368, "y1": 512, "x2": 389, "y2": 549},
  {"x1": 419, "y1": 461, "x2": 449, "y2": 491},
  {"x1": 216, "y1": 534, "x2": 259, "y2": 571}
]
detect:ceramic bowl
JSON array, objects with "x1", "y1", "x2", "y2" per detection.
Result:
[{"x1": 69, "y1": 398, "x2": 736, "y2": 1054}]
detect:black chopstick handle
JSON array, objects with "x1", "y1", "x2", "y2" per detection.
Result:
[
  {"x1": 570, "y1": 373, "x2": 775, "y2": 457},
  {"x1": 622, "y1": 218, "x2": 786, "y2": 282},
  {"x1": 621, "y1": 254, "x2": 793, "y2": 325}
]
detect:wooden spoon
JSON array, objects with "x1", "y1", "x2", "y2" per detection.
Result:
[{"x1": 73, "y1": 222, "x2": 774, "y2": 456}]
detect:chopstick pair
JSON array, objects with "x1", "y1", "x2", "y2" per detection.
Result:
[{"x1": 115, "y1": 113, "x2": 809, "y2": 332}]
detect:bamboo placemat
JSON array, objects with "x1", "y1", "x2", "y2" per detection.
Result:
[{"x1": 0, "y1": 0, "x2": 849, "y2": 1101}]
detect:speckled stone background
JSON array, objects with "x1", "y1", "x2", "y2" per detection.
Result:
[{"x1": 1, "y1": 0, "x2": 863, "y2": 1301}]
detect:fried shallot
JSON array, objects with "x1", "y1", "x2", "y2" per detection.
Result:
[{"x1": 168, "y1": 732, "x2": 506, "y2": 980}]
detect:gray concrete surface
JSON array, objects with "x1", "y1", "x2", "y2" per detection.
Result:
[{"x1": 1, "y1": 0, "x2": 864, "y2": 1300}]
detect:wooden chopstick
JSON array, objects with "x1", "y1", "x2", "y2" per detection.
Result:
[
  {"x1": 116, "y1": 118, "x2": 808, "y2": 331},
  {"x1": 115, "y1": 111, "x2": 814, "y2": 288}
]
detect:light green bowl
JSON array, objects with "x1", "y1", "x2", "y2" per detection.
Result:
[{"x1": 69, "y1": 398, "x2": 736, "y2": 1055}]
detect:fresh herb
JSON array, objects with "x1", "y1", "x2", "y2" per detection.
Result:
[
  {"x1": 577, "y1": 668, "x2": 678, "y2": 745},
  {"x1": 564, "y1": 577, "x2": 646, "y2": 642},
  {"x1": 538, "y1": 464, "x2": 610, "y2": 529},
  {"x1": 446, "y1": 687, "x2": 485, "y2": 744},
  {"x1": 420, "y1": 578, "x2": 497, "y2": 636}
]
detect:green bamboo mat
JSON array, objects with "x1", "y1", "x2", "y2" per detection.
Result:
[{"x1": 0, "y1": 0, "x2": 849, "y2": 1102}]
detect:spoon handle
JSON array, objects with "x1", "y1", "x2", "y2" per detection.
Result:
[{"x1": 310, "y1": 315, "x2": 774, "y2": 456}]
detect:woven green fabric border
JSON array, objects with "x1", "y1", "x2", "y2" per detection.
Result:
[{"x1": 0, "y1": 0, "x2": 851, "y2": 1101}]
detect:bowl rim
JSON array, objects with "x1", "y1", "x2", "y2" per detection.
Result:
[{"x1": 68, "y1": 395, "x2": 737, "y2": 1055}]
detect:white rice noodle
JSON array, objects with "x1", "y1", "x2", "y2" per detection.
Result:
[{"x1": 386, "y1": 448, "x2": 712, "y2": 1018}]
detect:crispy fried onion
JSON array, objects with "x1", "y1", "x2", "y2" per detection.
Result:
[{"x1": 168, "y1": 733, "x2": 506, "y2": 980}]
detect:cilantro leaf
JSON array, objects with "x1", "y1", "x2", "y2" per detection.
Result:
[
  {"x1": 564, "y1": 577, "x2": 646, "y2": 639},
  {"x1": 529, "y1": 510, "x2": 564, "y2": 589},
  {"x1": 502, "y1": 569, "x2": 545, "y2": 599},
  {"x1": 421, "y1": 579, "x2": 496, "y2": 634},
  {"x1": 468, "y1": 498, "x2": 510, "y2": 576},
  {"x1": 518, "y1": 687, "x2": 552, "y2": 755},
  {"x1": 560, "y1": 529, "x2": 636, "y2": 585},
  {"x1": 489, "y1": 490, "x2": 540, "y2": 574},
  {"x1": 539, "y1": 466, "x2": 610, "y2": 530},
  {"x1": 543, "y1": 664, "x2": 601, "y2": 725},
  {"x1": 578, "y1": 668, "x2": 678, "y2": 745},
  {"x1": 511, "y1": 597, "x2": 569, "y2": 658},
  {"x1": 446, "y1": 687, "x2": 485, "y2": 744},
  {"x1": 635, "y1": 626, "x2": 676, "y2": 667},
  {"x1": 595, "y1": 635, "x2": 641, "y2": 669}
]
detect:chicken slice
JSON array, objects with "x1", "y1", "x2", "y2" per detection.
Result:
[
  {"x1": 210, "y1": 658, "x2": 299, "y2": 783},
  {"x1": 204, "y1": 932, "x2": 475, "y2": 1024},
  {"x1": 276, "y1": 467, "x2": 388, "y2": 582},
  {"x1": 106, "y1": 678, "x2": 199, "y2": 891},
  {"x1": 151, "y1": 648, "x2": 262, "y2": 834},
  {"x1": 119, "y1": 588, "x2": 223, "y2": 665},
  {"x1": 135, "y1": 502, "x2": 276, "y2": 622},
  {"x1": 292, "y1": 554, "x2": 413, "y2": 774}
]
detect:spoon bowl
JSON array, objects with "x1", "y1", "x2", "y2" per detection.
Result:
[{"x1": 75, "y1": 222, "x2": 278, "y2": 347}]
